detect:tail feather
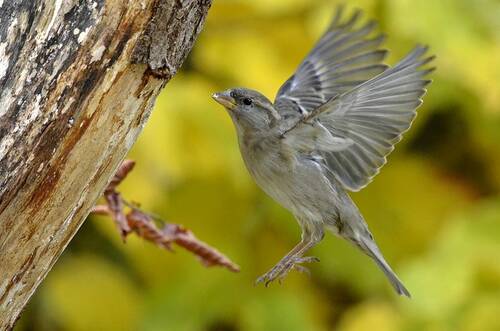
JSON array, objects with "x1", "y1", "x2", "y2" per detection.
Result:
[{"x1": 358, "y1": 235, "x2": 411, "y2": 298}]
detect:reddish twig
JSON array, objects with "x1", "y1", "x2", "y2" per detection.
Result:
[
  {"x1": 105, "y1": 192, "x2": 130, "y2": 240},
  {"x1": 90, "y1": 160, "x2": 240, "y2": 273},
  {"x1": 91, "y1": 204, "x2": 110, "y2": 215},
  {"x1": 126, "y1": 209, "x2": 174, "y2": 251},
  {"x1": 105, "y1": 159, "x2": 135, "y2": 193},
  {"x1": 162, "y1": 223, "x2": 240, "y2": 272}
]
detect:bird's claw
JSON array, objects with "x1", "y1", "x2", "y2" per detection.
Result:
[
  {"x1": 293, "y1": 256, "x2": 320, "y2": 264},
  {"x1": 255, "y1": 263, "x2": 286, "y2": 287},
  {"x1": 292, "y1": 264, "x2": 311, "y2": 275},
  {"x1": 255, "y1": 255, "x2": 320, "y2": 286},
  {"x1": 291, "y1": 256, "x2": 320, "y2": 276}
]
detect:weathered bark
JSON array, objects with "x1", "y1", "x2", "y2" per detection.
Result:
[{"x1": 0, "y1": 0, "x2": 211, "y2": 328}]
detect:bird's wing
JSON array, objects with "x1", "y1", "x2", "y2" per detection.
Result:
[
  {"x1": 282, "y1": 46, "x2": 434, "y2": 191},
  {"x1": 274, "y1": 6, "x2": 388, "y2": 118}
]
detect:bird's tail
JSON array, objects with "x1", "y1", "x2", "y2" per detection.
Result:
[{"x1": 356, "y1": 235, "x2": 411, "y2": 298}]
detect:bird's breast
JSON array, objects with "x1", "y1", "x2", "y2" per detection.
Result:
[
  {"x1": 239, "y1": 136, "x2": 333, "y2": 220},
  {"x1": 240, "y1": 137, "x2": 296, "y2": 200}
]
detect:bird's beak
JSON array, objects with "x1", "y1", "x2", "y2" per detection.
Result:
[{"x1": 212, "y1": 91, "x2": 236, "y2": 110}]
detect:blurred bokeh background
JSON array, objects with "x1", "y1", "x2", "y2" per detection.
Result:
[{"x1": 16, "y1": 0, "x2": 500, "y2": 330}]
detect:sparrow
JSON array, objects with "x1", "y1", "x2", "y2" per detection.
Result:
[{"x1": 212, "y1": 6, "x2": 434, "y2": 297}]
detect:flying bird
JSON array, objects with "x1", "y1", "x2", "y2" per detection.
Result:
[{"x1": 212, "y1": 6, "x2": 434, "y2": 297}]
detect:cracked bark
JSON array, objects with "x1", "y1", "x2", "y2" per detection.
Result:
[{"x1": 0, "y1": 0, "x2": 211, "y2": 328}]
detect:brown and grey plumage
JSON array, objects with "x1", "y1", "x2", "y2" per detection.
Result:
[{"x1": 212, "y1": 6, "x2": 434, "y2": 297}]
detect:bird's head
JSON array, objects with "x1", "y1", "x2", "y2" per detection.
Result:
[{"x1": 212, "y1": 88, "x2": 280, "y2": 135}]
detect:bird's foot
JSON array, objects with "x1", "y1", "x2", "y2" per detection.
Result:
[{"x1": 255, "y1": 255, "x2": 320, "y2": 286}]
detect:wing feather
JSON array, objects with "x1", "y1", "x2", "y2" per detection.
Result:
[
  {"x1": 274, "y1": 7, "x2": 388, "y2": 118},
  {"x1": 282, "y1": 46, "x2": 434, "y2": 191}
]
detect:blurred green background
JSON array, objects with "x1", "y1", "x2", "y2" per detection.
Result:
[{"x1": 16, "y1": 0, "x2": 500, "y2": 330}]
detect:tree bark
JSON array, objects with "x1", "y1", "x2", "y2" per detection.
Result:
[{"x1": 0, "y1": 0, "x2": 211, "y2": 328}]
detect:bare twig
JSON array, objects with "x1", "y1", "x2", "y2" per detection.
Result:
[
  {"x1": 126, "y1": 209, "x2": 174, "y2": 251},
  {"x1": 161, "y1": 223, "x2": 240, "y2": 272},
  {"x1": 105, "y1": 192, "x2": 130, "y2": 240},
  {"x1": 90, "y1": 160, "x2": 240, "y2": 272},
  {"x1": 105, "y1": 160, "x2": 135, "y2": 193}
]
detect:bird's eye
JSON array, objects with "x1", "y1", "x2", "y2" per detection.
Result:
[{"x1": 243, "y1": 98, "x2": 253, "y2": 106}]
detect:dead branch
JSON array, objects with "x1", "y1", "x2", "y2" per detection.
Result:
[{"x1": 91, "y1": 160, "x2": 240, "y2": 273}]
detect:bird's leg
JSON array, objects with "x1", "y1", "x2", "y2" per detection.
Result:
[
  {"x1": 280, "y1": 240, "x2": 320, "y2": 279},
  {"x1": 255, "y1": 240, "x2": 308, "y2": 286},
  {"x1": 256, "y1": 228, "x2": 323, "y2": 286}
]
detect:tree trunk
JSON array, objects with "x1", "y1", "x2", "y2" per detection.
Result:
[{"x1": 0, "y1": 0, "x2": 211, "y2": 328}]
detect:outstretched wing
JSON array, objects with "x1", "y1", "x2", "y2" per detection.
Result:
[
  {"x1": 274, "y1": 6, "x2": 388, "y2": 118},
  {"x1": 282, "y1": 46, "x2": 435, "y2": 191}
]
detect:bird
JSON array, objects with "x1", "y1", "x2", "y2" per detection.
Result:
[{"x1": 212, "y1": 6, "x2": 434, "y2": 297}]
